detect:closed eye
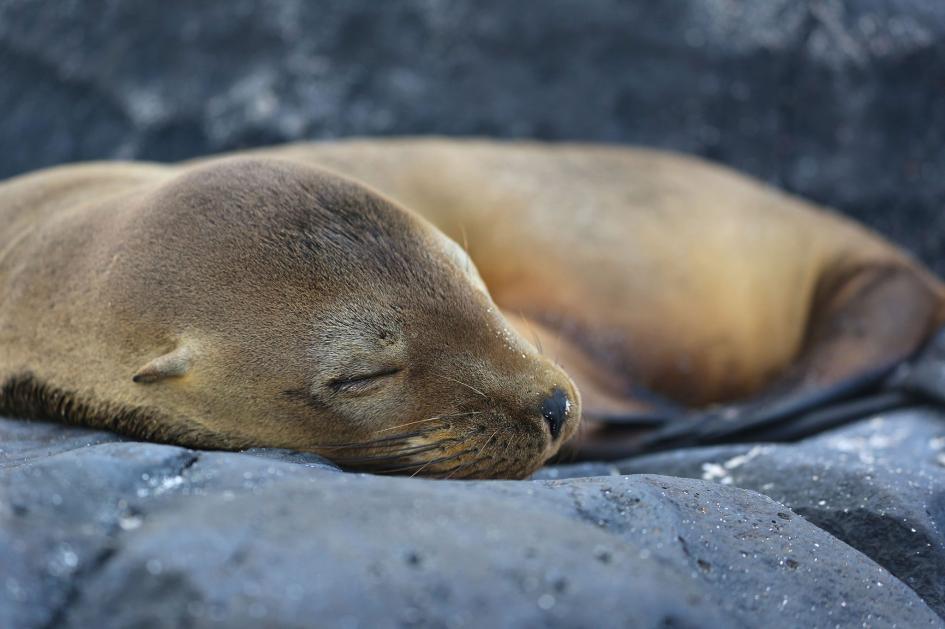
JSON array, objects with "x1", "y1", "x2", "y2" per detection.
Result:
[{"x1": 328, "y1": 367, "x2": 402, "y2": 394}]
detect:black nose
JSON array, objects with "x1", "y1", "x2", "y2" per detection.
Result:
[{"x1": 540, "y1": 388, "x2": 570, "y2": 439}]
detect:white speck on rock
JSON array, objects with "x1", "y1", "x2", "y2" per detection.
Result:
[
  {"x1": 153, "y1": 475, "x2": 185, "y2": 496},
  {"x1": 61, "y1": 549, "x2": 78, "y2": 568},
  {"x1": 119, "y1": 515, "x2": 143, "y2": 531},
  {"x1": 537, "y1": 594, "x2": 556, "y2": 610},
  {"x1": 701, "y1": 446, "x2": 766, "y2": 484},
  {"x1": 701, "y1": 462, "x2": 728, "y2": 482}
]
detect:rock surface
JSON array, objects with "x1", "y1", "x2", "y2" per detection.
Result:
[
  {"x1": 0, "y1": 0, "x2": 943, "y2": 272},
  {"x1": 543, "y1": 409, "x2": 945, "y2": 620},
  {"x1": 2, "y1": 416, "x2": 942, "y2": 628}
]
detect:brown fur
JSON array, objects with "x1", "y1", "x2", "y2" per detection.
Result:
[
  {"x1": 231, "y1": 140, "x2": 945, "y2": 407},
  {"x1": 0, "y1": 155, "x2": 579, "y2": 479},
  {"x1": 2, "y1": 138, "x2": 943, "y2": 473}
]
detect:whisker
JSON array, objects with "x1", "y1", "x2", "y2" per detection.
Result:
[
  {"x1": 446, "y1": 426, "x2": 501, "y2": 480},
  {"x1": 436, "y1": 373, "x2": 488, "y2": 399},
  {"x1": 444, "y1": 410, "x2": 483, "y2": 419},
  {"x1": 476, "y1": 429, "x2": 500, "y2": 459},
  {"x1": 378, "y1": 411, "x2": 481, "y2": 433},
  {"x1": 313, "y1": 427, "x2": 442, "y2": 450},
  {"x1": 442, "y1": 458, "x2": 482, "y2": 480},
  {"x1": 409, "y1": 458, "x2": 439, "y2": 478},
  {"x1": 386, "y1": 447, "x2": 476, "y2": 477},
  {"x1": 517, "y1": 311, "x2": 544, "y2": 356},
  {"x1": 452, "y1": 458, "x2": 508, "y2": 480},
  {"x1": 335, "y1": 424, "x2": 488, "y2": 476},
  {"x1": 377, "y1": 415, "x2": 447, "y2": 433},
  {"x1": 500, "y1": 434, "x2": 522, "y2": 464},
  {"x1": 548, "y1": 326, "x2": 566, "y2": 369},
  {"x1": 449, "y1": 467, "x2": 482, "y2": 480},
  {"x1": 333, "y1": 440, "x2": 461, "y2": 467}
]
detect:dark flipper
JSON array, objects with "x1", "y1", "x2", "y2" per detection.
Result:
[
  {"x1": 889, "y1": 326, "x2": 945, "y2": 406},
  {"x1": 643, "y1": 359, "x2": 902, "y2": 447},
  {"x1": 620, "y1": 326, "x2": 945, "y2": 456},
  {"x1": 582, "y1": 412, "x2": 676, "y2": 428},
  {"x1": 588, "y1": 359, "x2": 925, "y2": 459}
]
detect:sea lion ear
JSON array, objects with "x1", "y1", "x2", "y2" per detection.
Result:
[{"x1": 132, "y1": 345, "x2": 194, "y2": 384}]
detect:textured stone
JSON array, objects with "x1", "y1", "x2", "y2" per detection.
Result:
[
  {"x1": 603, "y1": 410, "x2": 945, "y2": 619},
  {"x1": 0, "y1": 0, "x2": 943, "y2": 271},
  {"x1": 1, "y1": 417, "x2": 942, "y2": 628}
]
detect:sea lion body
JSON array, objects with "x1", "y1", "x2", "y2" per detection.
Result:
[
  {"x1": 232, "y1": 140, "x2": 945, "y2": 413},
  {"x1": 2, "y1": 138, "x2": 943, "y2": 473}
]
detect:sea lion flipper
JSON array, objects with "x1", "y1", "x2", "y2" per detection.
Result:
[
  {"x1": 781, "y1": 264, "x2": 941, "y2": 393},
  {"x1": 888, "y1": 324, "x2": 945, "y2": 406},
  {"x1": 633, "y1": 389, "x2": 914, "y2": 453},
  {"x1": 132, "y1": 345, "x2": 194, "y2": 383},
  {"x1": 587, "y1": 265, "x2": 943, "y2": 457},
  {"x1": 668, "y1": 266, "x2": 939, "y2": 446}
]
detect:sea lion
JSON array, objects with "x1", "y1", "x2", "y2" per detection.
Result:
[
  {"x1": 0, "y1": 156, "x2": 580, "y2": 479},
  {"x1": 1, "y1": 138, "x2": 943, "y2": 474}
]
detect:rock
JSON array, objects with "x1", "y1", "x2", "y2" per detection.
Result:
[
  {"x1": 607, "y1": 409, "x2": 945, "y2": 619},
  {"x1": 240, "y1": 447, "x2": 340, "y2": 470},
  {"x1": 0, "y1": 417, "x2": 124, "y2": 468},
  {"x1": 0, "y1": 439, "x2": 201, "y2": 629},
  {"x1": 0, "y1": 0, "x2": 943, "y2": 271},
  {"x1": 1, "y1": 417, "x2": 941, "y2": 628},
  {"x1": 533, "y1": 461, "x2": 621, "y2": 480}
]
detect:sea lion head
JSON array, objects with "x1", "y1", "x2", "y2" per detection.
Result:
[{"x1": 114, "y1": 157, "x2": 580, "y2": 479}]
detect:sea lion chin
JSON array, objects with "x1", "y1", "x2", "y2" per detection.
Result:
[{"x1": 0, "y1": 156, "x2": 580, "y2": 479}]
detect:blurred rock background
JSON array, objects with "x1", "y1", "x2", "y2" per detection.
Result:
[{"x1": 1, "y1": 0, "x2": 943, "y2": 272}]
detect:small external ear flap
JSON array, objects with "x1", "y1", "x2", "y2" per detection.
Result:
[{"x1": 132, "y1": 345, "x2": 194, "y2": 384}]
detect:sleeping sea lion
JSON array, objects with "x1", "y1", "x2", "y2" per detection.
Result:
[
  {"x1": 0, "y1": 156, "x2": 579, "y2": 479},
  {"x1": 2, "y1": 138, "x2": 943, "y2": 475}
]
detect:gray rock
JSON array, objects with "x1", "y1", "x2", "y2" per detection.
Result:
[
  {"x1": 0, "y1": 417, "x2": 124, "y2": 468},
  {"x1": 1, "y1": 417, "x2": 941, "y2": 628},
  {"x1": 240, "y1": 446, "x2": 340, "y2": 470},
  {"x1": 608, "y1": 409, "x2": 945, "y2": 619},
  {"x1": 0, "y1": 0, "x2": 943, "y2": 271},
  {"x1": 533, "y1": 462, "x2": 622, "y2": 481}
]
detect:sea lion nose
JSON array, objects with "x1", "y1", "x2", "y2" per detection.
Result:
[{"x1": 540, "y1": 387, "x2": 570, "y2": 439}]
